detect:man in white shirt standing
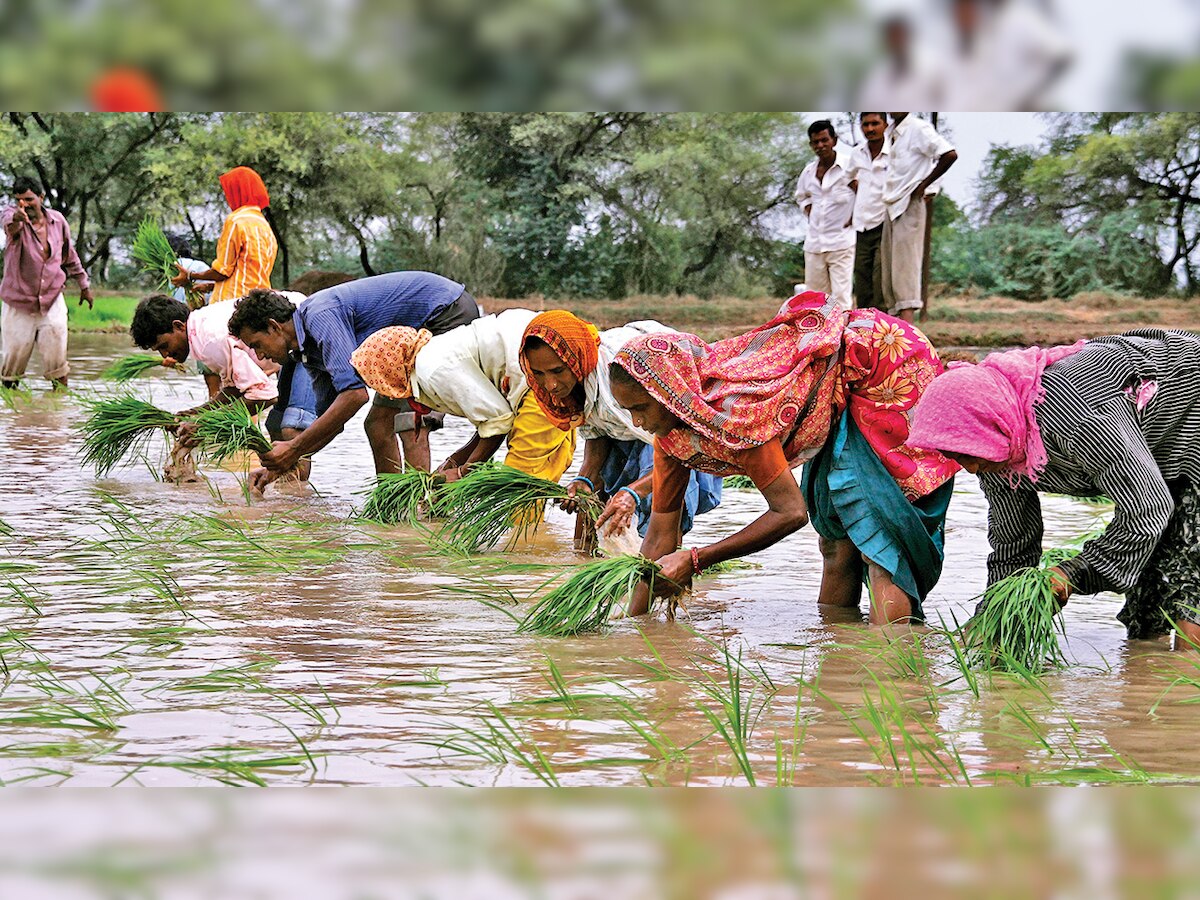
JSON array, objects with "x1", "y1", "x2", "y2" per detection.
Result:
[
  {"x1": 795, "y1": 120, "x2": 857, "y2": 312},
  {"x1": 881, "y1": 113, "x2": 957, "y2": 323},
  {"x1": 847, "y1": 112, "x2": 891, "y2": 311}
]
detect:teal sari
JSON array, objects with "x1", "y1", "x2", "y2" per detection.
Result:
[{"x1": 801, "y1": 410, "x2": 953, "y2": 618}]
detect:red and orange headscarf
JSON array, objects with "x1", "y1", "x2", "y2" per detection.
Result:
[
  {"x1": 219, "y1": 166, "x2": 270, "y2": 211},
  {"x1": 519, "y1": 311, "x2": 601, "y2": 430}
]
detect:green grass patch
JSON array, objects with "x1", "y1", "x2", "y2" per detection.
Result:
[{"x1": 67, "y1": 294, "x2": 139, "y2": 332}]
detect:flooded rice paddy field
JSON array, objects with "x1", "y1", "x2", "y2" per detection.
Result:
[{"x1": 0, "y1": 332, "x2": 1197, "y2": 787}]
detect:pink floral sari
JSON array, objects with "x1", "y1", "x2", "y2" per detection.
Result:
[{"x1": 613, "y1": 292, "x2": 957, "y2": 501}]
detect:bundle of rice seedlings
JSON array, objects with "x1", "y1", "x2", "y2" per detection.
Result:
[
  {"x1": 102, "y1": 353, "x2": 182, "y2": 382},
  {"x1": 357, "y1": 469, "x2": 445, "y2": 525},
  {"x1": 190, "y1": 403, "x2": 273, "y2": 465},
  {"x1": 437, "y1": 464, "x2": 603, "y2": 553},
  {"x1": 964, "y1": 566, "x2": 1069, "y2": 674},
  {"x1": 724, "y1": 475, "x2": 757, "y2": 490},
  {"x1": 131, "y1": 217, "x2": 178, "y2": 289},
  {"x1": 79, "y1": 396, "x2": 178, "y2": 476},
  {"x1": 518, "y1": 554, "x2": 676, "y2": 636}
]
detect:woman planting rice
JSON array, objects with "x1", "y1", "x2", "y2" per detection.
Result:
[
  {"x1": 907, "y1": 330, "x2": 1200, "y2": 648},
  {"x1": 609, "y1": 292, "x2": 957, "y2": 624},
  {"x1": 518, "y1": 311, "x2": 722, "y2": 549},
  {"x1": 349, "y1": 310, "x2": 576, "y2": 483}
]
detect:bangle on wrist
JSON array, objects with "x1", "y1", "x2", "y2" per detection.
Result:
[
  {"x1": 690, "y1": 547, "x2": 702, "y2": 575},
  {"x1": 571, "y1": 475, "x2": 595, "y2": 492},
  {"x1": 617, "y1": 485, "x2": 641, "y2": 505}
]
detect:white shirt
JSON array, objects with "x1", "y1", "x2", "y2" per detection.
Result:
[
  {"x1": 186, "y1": 290, "x2": 305, "y2": 401},
  {"x1": 795, "y1": 146, "x2": 856, "y2": 253},
  {"x1": 882, "y1": 115, "x2": 955, "y2": 221},
  {"x1": 847, "y1": 138, "x2": 891, "y2": 232},
  {"x1": 412, "y1": 309, "x2": 536, "y2": 438},
  {"x1": 987, "y1": 1, "x2": 1071, "y2": 109},
  {"x1": 577, "y1": 321, "x2": 670, "y2": 445},
  {"x1": 856, "y1": 50, "x2": 941, "y2": 113}
]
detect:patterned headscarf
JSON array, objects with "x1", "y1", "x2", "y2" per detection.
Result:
[
  {"x1": 612, "y1": 292, "x2": 845, "y2": 452},
  {"x1": 350, "y1": 326, "x2": 434, "y2": 400},
  {"x1": 519, "y1": 311, "x2": 601, "y2": 430},
  {"x1": 907, "y1": 341, "x2": 1087, "y2": 483},
  {"x1": 219, "y1": 166, "x2": 270, "y2": 211}
]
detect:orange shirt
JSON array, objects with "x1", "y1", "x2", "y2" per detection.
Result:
[
  {"x1": 651, "y1": 437, "x2": 790, "y2": 513},
  {"x1": 209, "y1": 205, "x2": 277, "y2": 304}
]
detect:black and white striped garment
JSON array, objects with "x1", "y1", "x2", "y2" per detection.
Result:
[{"x1": 979, "y1": 329, "x2": 1200, "y2": 596}]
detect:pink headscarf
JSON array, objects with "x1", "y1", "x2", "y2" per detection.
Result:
[{"x1": 907, "y1": 341, "x2": 1087, "y2": 483}]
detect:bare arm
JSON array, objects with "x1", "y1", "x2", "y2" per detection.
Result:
[
  {"x1": 260, "y1": 387, "x2": 368, "y2": 472},
  {"x1": 915, "y1": 150, "x2": 958, "y2": 198}
]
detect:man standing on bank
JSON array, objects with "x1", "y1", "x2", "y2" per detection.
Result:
[
  {"x1": 880, "y1": 114, "x2": 957, "y2": 324},
  {"x1": 1, "y1": 176, "x2": 93, "y2": 390},
  {"x1": 796, "y1": 120, "x2": 857, "y2": 313},
  {"x1": 848, "y1": 112, "x2": 891, "y2": 311}
]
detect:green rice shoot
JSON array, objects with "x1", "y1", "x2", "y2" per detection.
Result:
[
  {"x1": 79, "y1": 396, "x2": 178, "y2": 476},
  {"x1": 437, "y1": 463, "x2": 603, "y2": 553},
  {"x1": 102, "y1": 353, "x2": 181, "y2": 382},
  {"x1": 724, "y1": 475, "x2": 757, "y2": 490},
  {"x1": 964, "y1": 565, "x2": 1069, "y2": 674},
  {"x1": 131, "y1": 217, "x2": 178, "y2": 289},
  {"x1": 518, "y1": 554, "x2": 674, "y2": 637},
  {"x1": 358, "y1": 469, "x2": 445, "y2": 525},
  {"x1": 190, "y1": 403, "x2": 273, "y2": 465}
]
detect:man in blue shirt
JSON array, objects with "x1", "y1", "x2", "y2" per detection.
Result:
[{"x1": 228, "y1": 271, "x2": 479, "y2": 491}]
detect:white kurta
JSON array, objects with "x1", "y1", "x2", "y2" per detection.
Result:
[
  {"x1": 577, "y1": 320, "x2": 672, "y2": 445},
  {"x1": 412, "y1": 308, "x2": 537, "y2": 438}
]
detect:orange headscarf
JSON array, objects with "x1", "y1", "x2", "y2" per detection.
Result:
[
  {"x1": 219, "y1": 166, "x2": 270, "y2": 211},
  {"x1": 350, "y1": 326, "x2": 433, "y2": 400},
  {"x1": 519, "y1": 311, "x2": 601, "y2": 431},
  {"x1": 90, "y1": 67, "x2": 163, "y2": 112}
]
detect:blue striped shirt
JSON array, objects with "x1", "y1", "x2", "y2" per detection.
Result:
[{"x1": 292, "y1": 271, "x2": 465, "y2": 399}]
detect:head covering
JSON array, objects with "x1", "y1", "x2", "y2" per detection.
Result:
[
  {"x1": 350, "y1": 326, "x2": 434, "y2": 400},
  {"x1": 907, "y1": 340, "x2": 1086, "y2": 483},
  {"x1": 219, "y1": 166, "x2": 270, "y2": 211},
  {"x1": 90, "y1": 67, "x2": 163, "y2": 112},
  {"x1": 612, "y1": 292, "x2": 845, "y2": 452},
  {"x1": 518, "y1": 311, "x2": 601, "y2": 430}
]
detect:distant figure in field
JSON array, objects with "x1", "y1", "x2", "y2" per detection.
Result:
[
  {"x1": 795, "y1": 119, "x2": 856, "y2": 312},
  {"x1": 171, "y1": 166, "x2": 277, "y2": 305},
  {"x1": 881, "y1": 113, "x2": 957, "y2": 324},
  {"x1": 847, "y1": 112, "x2": 891, "y2": 312},
  {"x1": 1, "y1": 176, "x2": 93, "y2": 390}
]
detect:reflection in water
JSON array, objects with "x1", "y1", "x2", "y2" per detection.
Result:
[{"x1": 0, "y1": 333, "x2": 1195, "y2": 790}]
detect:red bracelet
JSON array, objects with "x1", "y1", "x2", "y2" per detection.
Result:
[{"x1": 690, "y1": 547, "x2": 702, "y2": 575}]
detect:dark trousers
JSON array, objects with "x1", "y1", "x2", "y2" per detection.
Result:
[{"x1": 853, "y1": 224, "x2": 885, "y2": 311}]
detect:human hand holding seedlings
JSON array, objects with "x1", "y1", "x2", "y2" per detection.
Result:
[
  {"x1": 654, "y1": 549, "x2": 694, "y2": 595},
  {"x1": 560, "y1": 478, "x2": 594, "y2": 514},
  {"x1": 260, "y1": 439, "x2": 303, "y2": 472},
  {"x1": 174, "y1": 420, "x2": 200, "y2": 448},
  {"x1": 248, "y1": 466, "x2": 279, "y2": 495},
  {"x1": 1048, "y1": 566, "x2": 1072, "y2": 607},
  {"x1": 170, "y1": 263, "x2": 191, "y2": 288}
]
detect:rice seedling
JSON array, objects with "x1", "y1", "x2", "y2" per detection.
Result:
[
  {"x1": 119, "y1": 747, "x2": 319, "y2": 787},
  {"x1": 101, "y1": 353, "x2": 182, "y2": 382},
  {"x1": 131, "y1": 217, "x2": 178, "y2": 287},
  {"x1": 692, "y1": 640, "x2": 776, "y2": 785},
  {"x1": 517, "y1": 554, "x2": 679, "y2": 637},
  {"x1": 436, "y1": 463, "x2": 603, "y2": 553},
  {"x1": 190, "y1": 402, "x2": 272, "y2": 464},
  {"x1": 426, "y1": 701, "x2": 562, "y2": 786},
  {"x1": 356, "y1": 468, "x2": 445, "y2": 525},
  {"x1": 724, "y1": 475, "x2": 757, "y2": 490},
  {"x1": 962, "y1": 565, "x2": 1069, "y2": 675},
  {"x1": 78, "y1": 395, "x2": 178, "y2": 476}
]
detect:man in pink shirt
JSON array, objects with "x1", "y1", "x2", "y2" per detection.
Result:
[
  {"x1": 129, "y1": 292, "x2": 317, "y2": 486},
  {"x1": 1, "y1": 176, "x2": 93, "y2": 389}
]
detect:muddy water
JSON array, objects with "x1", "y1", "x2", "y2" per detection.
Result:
[{"x1": 0, "y1": 332, "x2": 1197, "y2": 787}]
